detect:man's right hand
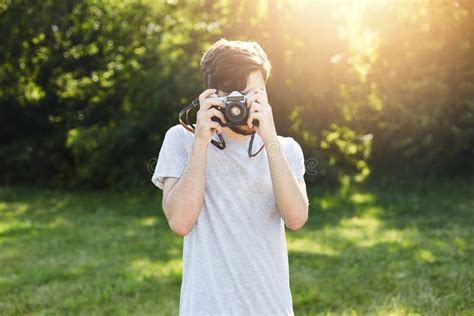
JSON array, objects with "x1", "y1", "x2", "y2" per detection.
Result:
[
  {"x1": 195, "y1": 89, "x2": 226, "y2": 143},
  {"x1": 162, "y1": 90, "x2": 225, "y2": 236}
]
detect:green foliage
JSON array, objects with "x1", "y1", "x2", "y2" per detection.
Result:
[
  {"x1": 1, "y1": 177, "x2": 473, "y2": 314},
  {"x1": 366, "y1": 0, "x2": 474, "y2": 174},
  {"x1": 241, "y1": 0, "x2": 474, "y2": 183},
  {"x1": 0, "y1": 0, "x2": 221, "y2": 187},
  {"x1": 0, "y1": 0, "x2": 473, "y2": 187}
]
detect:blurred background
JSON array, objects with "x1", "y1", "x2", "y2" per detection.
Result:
[
  {"x1": 1, "y1": 0, "x2": 473, "y2": 187},
  {"x1": 0, "y1": 0, "x2": 473, "y2": 315}
]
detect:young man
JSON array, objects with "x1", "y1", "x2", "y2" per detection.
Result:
[{"x1": 151, "y1": 39, "x2": 309, "y2": 315}]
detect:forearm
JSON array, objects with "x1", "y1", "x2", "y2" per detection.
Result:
[
  {"x1": 164, "y1": 139, "x2": 208, "y2": 234},
  {"x1": 265, "y1": 138, "x2": 309, "y2": 230}
]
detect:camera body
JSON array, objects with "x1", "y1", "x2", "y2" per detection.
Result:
[{"x1": 208, "y1": 91, "x2": 254, "y2": 127}]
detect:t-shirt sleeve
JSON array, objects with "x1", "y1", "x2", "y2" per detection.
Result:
[
  {"x1": 151, "y1": 125, "x2": 190, "y2": 190},
  {"x1": 284, "y1": 138, "x2": 306, "y2": 182}
]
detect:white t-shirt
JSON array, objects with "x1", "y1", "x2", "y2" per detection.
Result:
[{"x1": 152, "y1": 124, "x2": 306, "y2": 316}]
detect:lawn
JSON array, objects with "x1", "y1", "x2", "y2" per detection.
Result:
[{"x1": 0, "y1": 177, "x2": 473, "y2": 315}]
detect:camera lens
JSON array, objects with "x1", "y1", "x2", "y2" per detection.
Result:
[{"x1": 225, "y1": 102, "x2": 247, "y2": 122}]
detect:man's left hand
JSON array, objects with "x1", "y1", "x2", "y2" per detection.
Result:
[{"x1": 246, "y1": 88, "x2": 277, "y2": 144}]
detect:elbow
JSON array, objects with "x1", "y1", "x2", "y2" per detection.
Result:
[
  {"x1": 163, "y1": 205, "x2": 193, "y2": 237},
  {"x1": 169, "y1": 223, "x2": 191, "y2": 237},
  {"x1": 286, "y1": 217, "x2": 307, "y2": 231},
  {"x1": 171, "y1": 226, "x2": 191, "y2": 237},
  {"x1": 285, "y1": 208, "x2": 308, "y2": 231},
  {"x1": 168, "y1": 219, "x2": 192, "y2": 237}
]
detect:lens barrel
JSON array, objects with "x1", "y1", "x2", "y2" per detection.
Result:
[{"x1": 225, "y1": 102, "x2": 247, "y2": 122}]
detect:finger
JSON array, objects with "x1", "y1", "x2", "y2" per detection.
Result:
[
  {"x1": 248, "y1": 88, "x2": 267, "y2": 98},
  {"x1": 246, "y1": 93, "x2": 258, "y2": 106},
  {"x1": 199, "y1": 119, "x2": 222, "y2": 134},
  {"x1": 200, "y1": 96, "x2": 225, "y2": 111},
  {"x1": 210, "y1": 121, "x2": 223, "y2": 134},
  {"x1": 247, "y1": 112, "x2": 263, "y2": 129},
  {"x1": 197, "y1": 108, "x2": 227, "y2": 123},
  {"x1": 199, "y1": 89, "x2": 219, "y2": 109},
  {"x1": 199, "y1": 88, "x2": 217, "y2": 101},
  {"x1": 246, "y1": 93, "x2": 265, "y2": 107},
  {"x1": 249, "y1": 101, "x2": 263, "y2": 114},
  {"x1": 203, "y1": 108, "x2": 226, "y2": 123}
]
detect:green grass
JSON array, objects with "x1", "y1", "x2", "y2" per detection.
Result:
[{"x1": 0, "y1": 178, "x2": 473, "y2": 315}]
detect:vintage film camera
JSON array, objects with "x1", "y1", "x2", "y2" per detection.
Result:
[
  {"x1": 178, "y1": 90, "x2": 263, "y2": 156},
  {"x1": 206, "y1": 91, "x2": 257, "y2": 127}
]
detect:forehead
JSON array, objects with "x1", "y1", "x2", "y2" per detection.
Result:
[{"x1": 242, "y1": 70, "x2": 266, "y2": 93}]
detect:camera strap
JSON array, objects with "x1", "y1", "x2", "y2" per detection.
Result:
[
  {"x1": 248, "y1": 133, "x2": 265, "y2": 157},
  {"x1": 179, "y1": 98, "x2": 265, "y2": 157}
]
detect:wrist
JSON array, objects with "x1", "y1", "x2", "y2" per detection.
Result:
[
  {"x1": 193, "y1": 137, "x2": 210, "y2": 150},
  {"x1": 264, "y1": 138, "x2": 282, "y2": 157},
  {"x1": 262, "y1": 132, "x2": 278, "y2": 146}
]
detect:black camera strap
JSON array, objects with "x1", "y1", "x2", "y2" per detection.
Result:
[
  {"x1": 248, "y1": 133, "x2": 265, "y2": 157},
  {"x1": 179, "y1": 98, "x2": 265, "y2": 157}
]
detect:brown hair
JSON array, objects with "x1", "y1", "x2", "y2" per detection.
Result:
[{"x1": 200, "y1": 39, "x2": 272, "y2": 93}]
